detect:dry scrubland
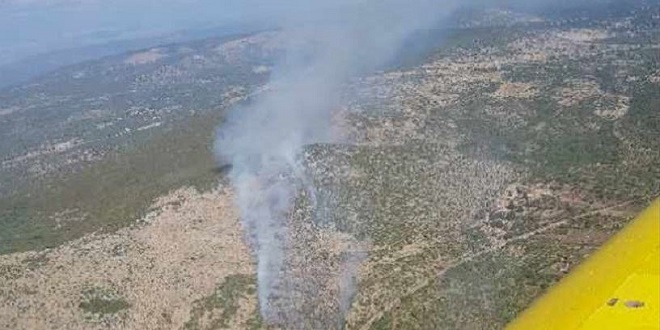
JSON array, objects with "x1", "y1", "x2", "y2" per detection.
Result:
[
  {"x1": 1, "y1": 188, "x2": 258, "y2": 329},
  {"x1": 1, "y1": 4, "x2": 659, "y2": 330}
]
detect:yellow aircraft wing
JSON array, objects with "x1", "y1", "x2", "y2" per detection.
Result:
[{"x1": 507, "y1": 198, "x2": 660, "y2": 330}]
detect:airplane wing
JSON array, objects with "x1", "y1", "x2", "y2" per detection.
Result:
[{"x1": 507, "y1": 199, "x2": 660, "y2": 330}]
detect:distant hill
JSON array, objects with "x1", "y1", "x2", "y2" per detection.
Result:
[{"x1": 0, "y1": 23, "x2": 270, "y2": 90}]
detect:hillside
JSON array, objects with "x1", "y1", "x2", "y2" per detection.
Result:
[{"x1": 1, "y1": 2, "x2": 659, "y2": 329}]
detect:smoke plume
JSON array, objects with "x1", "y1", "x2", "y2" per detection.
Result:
[{"x1": 214, "y1": 0, "x2": 459, "y2": 325}]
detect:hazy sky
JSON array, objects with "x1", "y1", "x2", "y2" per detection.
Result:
[
  {"x1": 0, "y1": 0, "x2": 392, "y2": 65},
  {"x1": 0, "y1": 0, "x2": 284, "y2": 65},
  {"x1": 0, "y1": 0, "x2": 618, "y2": 66}
]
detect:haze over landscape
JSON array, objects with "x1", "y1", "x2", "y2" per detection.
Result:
[{"x1": 1, "y1": 0, "x2": 658, "y2": 329}]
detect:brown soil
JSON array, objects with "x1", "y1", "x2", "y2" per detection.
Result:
[{"x1": 0, "y1": 187, "x2": 254, "y2": 330}]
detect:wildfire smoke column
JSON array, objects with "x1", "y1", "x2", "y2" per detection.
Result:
[{"x1": 214, "y1": 0, "x2": 457, "y2": 325}]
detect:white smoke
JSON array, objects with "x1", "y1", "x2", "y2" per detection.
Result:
[{"x1": 214, "y1": 0, "x2": 460, "y2": 324}]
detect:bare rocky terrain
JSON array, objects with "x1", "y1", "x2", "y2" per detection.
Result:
[
  {"x1": 1, "y1": 187, "x2": 255, "y2": 329},
  {"x1": 1, "y1": 2, "x2": 659, "y2": 329}
]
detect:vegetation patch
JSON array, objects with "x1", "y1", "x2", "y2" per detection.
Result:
[
  {"x1": 79, "y1": 286, "x2": 130, "y2": 317},
  {"x1": 0, "y1": 111, "x2": 224, "y2": 254},
  {"x1": 184, "y1": 274, "x2": 259, "y2": 330}
]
